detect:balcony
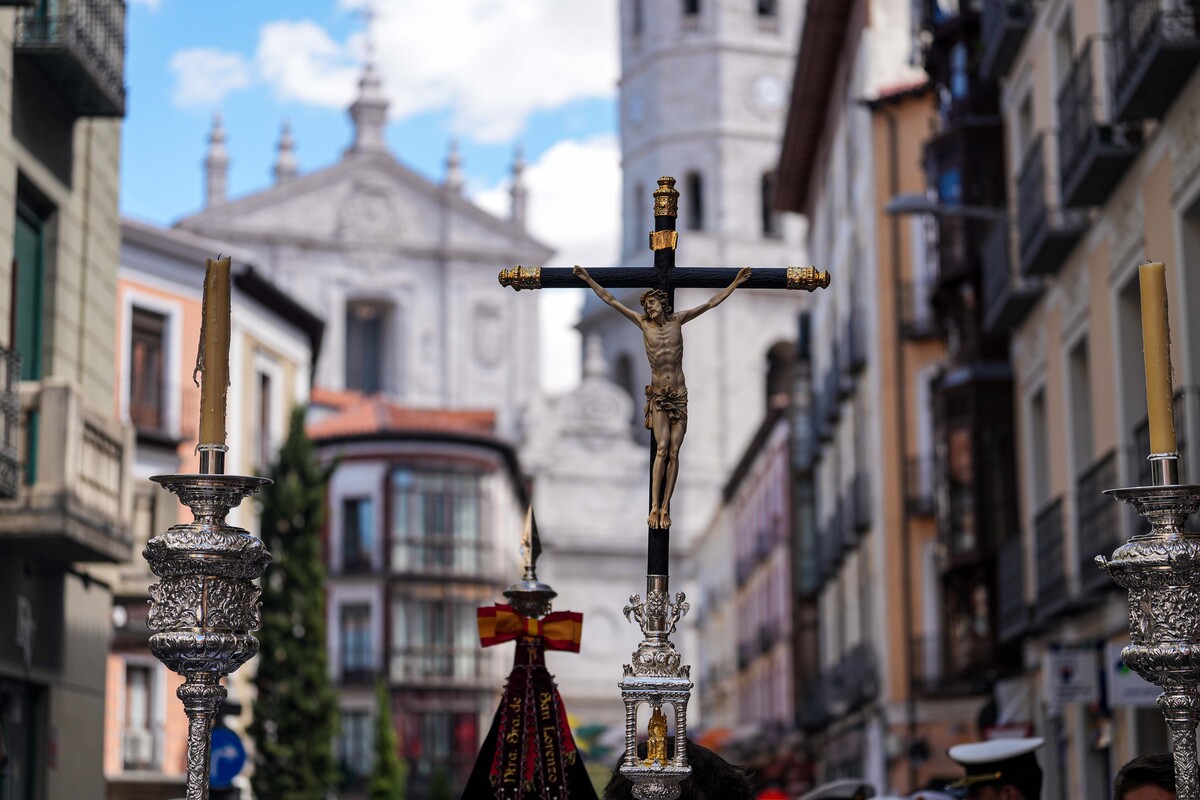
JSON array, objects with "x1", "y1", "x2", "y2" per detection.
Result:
[
  {"x1": 996, "y1": 536, "x2": 1029, "y2": 643},
  {"x1": 797, "y1": 678, "x2": 830, "y2": 732},
  {"x1": 391, "y1": 540, "x2": 494, "y2": 581},
  {"x1": 14, "y1": 0, "x2": 127, "y2": 118},
  {"x1": 0, "y1": 379, "x2": 132, "y2": 562},
  {"x1": 389, "y1": 647, "x2": 486, "y2": 686},
  {"x1": 907, "y1": 454, "x2": 936, "y2": 517},
  {"x1": 1057, "y1": 40, "x2": 1142, "y2": 208},
  {"x1": 901, "y1": 282, "x2": 940, "y2": 340},
  {"x1": 0, "y1": 347, "x2": 19, "y2": 500},
  {"x1": 981, "y1": 222, "x2": 1040, "y2": 335},
  {"x1": 980, "y1": 0, "x2": 1033, "y2": 80},
  {"x1": 1033, "y1": 497, "x2": 1068, "y2": 621},
  {"x1": 1110, "y1": 0, "x2": 1200, "y2": 122},
  {"x1": 1018, "y1": 133, "x2": 1087, "y2": 277},
  {"x1": 1075, "y1": 450, "x2": 1122, "y2": 596}
]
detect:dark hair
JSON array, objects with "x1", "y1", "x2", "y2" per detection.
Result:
[
  {"x1": 1114, "y1": 753, "x2": 1175, "y2": 800},
  {"x1": 602, "y1": 738, "x2": 754, "y2": 800}
]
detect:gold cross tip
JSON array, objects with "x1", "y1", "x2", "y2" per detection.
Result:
[
  {"x1": 653, "y1": 177, "x2": 679, "y2": 217},
  {"x1": 498, "y1": 265, "x2": 541, "y2": 290},
  {"x1": 786, "y1": 266, "x2": 831, "y2": 291}
]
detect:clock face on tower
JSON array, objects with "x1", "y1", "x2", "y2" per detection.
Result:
[{"x1": 752, "y1": 73, "x2": 786, "y2": 111}]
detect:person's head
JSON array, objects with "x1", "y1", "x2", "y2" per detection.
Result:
[
  {"x1": 639, "y1": 289, "x2": 670, "y2": 320},
  {"x1": 947, "y1": 738, "x2": 1044, "y2": 800},
  {"x1": 602, "y1": 737, "x2": 754, "y2": 800},
  {"x1": 1114, "y1": 753, "x2": 1176, "y2": 800}
]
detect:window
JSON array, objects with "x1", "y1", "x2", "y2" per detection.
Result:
[
  {"x1": 1029, "y1": 389, "x2": 1050, "y2": 511},
  {"x1": 257, "y1": 370, "x2": 272, "y2": 468},
  {"x1": 632, "y1": 0, "x2": 643, "y2": 34},
  {"x1": 764, "y1": 341, "x2": 794, "y2": 408},
  {"x1": 342, "y1": 497, "x2": 374, "y2": 573},
  {"x1": 14, "y1": 200, "x2": 46, "y2": 382},
  {"x1": 757, "y1": 0, "x2": 777, "y2": 15},
  {"x1": 391, "y1": 599, "x2": 479, "y2": 680},
  {"x1": 129, "y1": 308, "x2": 167, "y2": 431},
  {"x1": 760, "y1": 172, "x2": 782, "y2": 238},
  {"x1": 340, "y1": 604, "x2": 373, "y2": 680},
  {"x1": 123, "y1": 664, "x2": 157, "y2": 771},
  {"x1": 339, "y1": 711, "x2": 372, "y2": 782},
  {"x1": 1068, "y1": 338, "x2": 1094, "y2": 475},
  {"x1": 685, "y1": 172, "x2": 704, "y2": 230},
  {"x1": 345, "y1": 300, "x2": 389, "y2": 393},
  {"x1": 391, "y1": 469, "x2": 485, "y2": 573},
  {"x1": 683, "y1": 0, "x2": 699, "y2": 15}
]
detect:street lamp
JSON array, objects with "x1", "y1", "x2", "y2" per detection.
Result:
[{"x1": 885, "y1": 192, "x2": 1010, "y2": 223}]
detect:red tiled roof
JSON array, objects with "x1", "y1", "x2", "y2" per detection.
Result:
[{"x1": 307, "y1": 394, "x2": 496, "y2": 440}]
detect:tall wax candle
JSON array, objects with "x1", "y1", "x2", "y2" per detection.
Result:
[
  {"x1": 1138, "y1": 261, "x2": 1178, "y2": 454},
  {"x1": 198, "y1": 256, "x2": 232, "y2": 446}
]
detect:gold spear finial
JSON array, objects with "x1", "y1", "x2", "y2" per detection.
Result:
[{"x1": 520, "y1": 506, "x2": 542, "y2": 582}]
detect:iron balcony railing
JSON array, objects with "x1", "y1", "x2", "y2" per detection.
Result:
[
  {"x1": 1076, "y1": 449, "x2": 1122, "y2": 594},
  {"x1": 981, "y1": 221, "x2": 1040, "y2": 335},
  {"x1": 15, "y1": 0, "x2": 127, "y2": 117},
  {"x1": 900, "y1": 282, "x2": 940, "y2": 340},
  {"x1": 1056, "y1": 38, "x2": 1141, "y2": 208},
  {"x1": 1034, "y1": 497, "x2": 1068, "y2": 618},
  {"x1": 0, "y1": 346, "x2": 19, "y2": 500},
  {"x1": 996, "y1": 535, "x2": 1029, "y2": 643},
  {"x1": 1110, "y1": 0, "x2": 1200, "y2": 122},
  {"x1": 1017, "y1": 133, "x2": 1051, "y2": 264},
  {"x1": 1017, "y1": 132, "x2": 1087, "y2": 276},
  {"x1": 981, "y1": 0, "x2": 1034, "y2": 79}
]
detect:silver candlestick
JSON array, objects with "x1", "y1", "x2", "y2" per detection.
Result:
[
  {"x1": 145, "y1": 445, "x2": 271, "y2": 800},
  {"x1": 619, "y1": 573, "x2": 693, "y2": 800},
  {"x1": 1099, "y1": 452, "x2": 1200, "y2": 800}
]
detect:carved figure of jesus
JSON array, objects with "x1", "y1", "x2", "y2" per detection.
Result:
[{"x1": 573, "y1": 264, "x2": 752, "y2": 529}]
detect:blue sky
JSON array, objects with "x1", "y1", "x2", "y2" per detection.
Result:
[{"x1": 121, "y1": 0, "x2": 619, "y2": 389}]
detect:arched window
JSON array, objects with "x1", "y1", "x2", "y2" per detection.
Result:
[
  {"x1": 683, "y1": 0, "x2": 700, "y2": 15},
  {"x1": 345, "y1": 299, "x2": 392, "y2": 394},
  {"x1": 761, "y1": 171, "x2": 782, "y2": 238},
  {"x1": 632, "y1": 0, "x2": 644, "y2": 34},
  {"x1": 614, "y1": 352, "x2": 635, "y2": 400},
  {"x1": 685, "y1": 172, "x2": 704, "y2": 231}
]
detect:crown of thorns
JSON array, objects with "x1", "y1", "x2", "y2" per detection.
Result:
[{"x1": 639, "y1": 288, "x2": 670, "y2": 310}]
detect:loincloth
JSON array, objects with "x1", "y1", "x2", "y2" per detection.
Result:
[{"x1": 644, "y1": 385, "x2": 688, "y2": 430}]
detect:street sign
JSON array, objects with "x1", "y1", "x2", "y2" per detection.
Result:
[{"x1": 210, "y1": 727, "x2": 246, "y2": 789}]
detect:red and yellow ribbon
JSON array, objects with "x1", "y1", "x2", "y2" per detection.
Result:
[{"x1": 477, "y1": 604, "x2": 583, "y2": 653}]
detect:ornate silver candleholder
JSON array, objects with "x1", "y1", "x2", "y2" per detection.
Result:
[
  {"x1": 1099, "y1": 453, "x2": 1200, "y2": 800},
  {"x1": 144, "y1": 448, "x2": 271, "y2": 800},
  {"x1": 619, "y1": 574, "x2": 693, "y2": 800}
]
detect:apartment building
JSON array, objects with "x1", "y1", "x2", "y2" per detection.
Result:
[
  {"x1": 308, "y1": 392, "x2": 526, "y2": 798},
  {"x1": 104, "y1": 220, "x2": 321, "y2": 800},
  {"x1": 983, "y1": 0, "x2": 1200, "y2": 795},
  {"x1": 775, "y1": 0, "x2": 973, "y2": 790}
]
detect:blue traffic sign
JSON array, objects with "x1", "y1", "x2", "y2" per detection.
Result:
[{"x1": 210, "y1": 727, "x2": 246, "y2": 789}]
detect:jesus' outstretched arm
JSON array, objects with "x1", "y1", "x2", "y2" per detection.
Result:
[
  {"x1": 573, "y1": 265, "x2": 643, "y2": 325},
  {"x1": 676, "y1": 267, "x2": 752, "y2": 324}
]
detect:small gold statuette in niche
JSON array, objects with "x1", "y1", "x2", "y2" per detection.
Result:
[{"x1": 643, "y1": 707, "x2": 669, "y2": 766}]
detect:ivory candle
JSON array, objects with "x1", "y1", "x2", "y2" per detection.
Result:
[
  {"x1": 198, "y1": 256, "x2": 232, "y2": 447},
  {"x1": 1138, "y1": 261, "x2": 1177, "y2": 455}
]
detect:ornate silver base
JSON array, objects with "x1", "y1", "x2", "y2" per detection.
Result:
[
  {"x1": 619, "y1": 575, "x2": 692, "y2": 800},
  {"x1": 145, "y1": 473, "x2": 271, "y2": 800},
  {"x1": 1100, "y1": 480, "x2": 1200, "y2": 800}
]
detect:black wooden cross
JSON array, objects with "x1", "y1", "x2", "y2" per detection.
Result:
[{"x1": 498, "y1": 176, "x2": 830, "y2": 578}]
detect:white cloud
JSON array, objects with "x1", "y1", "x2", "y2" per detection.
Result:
[
  {"x1": 255, "y1": 20, "x2": 359, "y2": 107},
  {"x1": 169, "y1": 48, "x2": 252, "y2": 109},
  {"x1": 255, "y1": 0, "x2": 619, "y2": 142},
  {"x1": 474, "y1": 135, "x2": 620, "y2": 392}
]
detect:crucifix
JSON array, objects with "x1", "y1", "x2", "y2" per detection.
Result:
[{"x1": 499, "y1": 175, "x2": 829, "y2": 800}]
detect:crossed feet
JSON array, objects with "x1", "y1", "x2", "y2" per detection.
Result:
[{"x1": 647, "y1": 507, "x2": 672, "y2": 529}]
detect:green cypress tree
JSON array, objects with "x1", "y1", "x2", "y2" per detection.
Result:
[
  {"x1": 249, "y1": 406, "x2": 339, "y2": 800},
  {"x1": 367, "y1": 679, "x2": 408, "y2": 800},
  {"x1": 427, "y1": 765, "x2": 452, "y2": 800}
]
